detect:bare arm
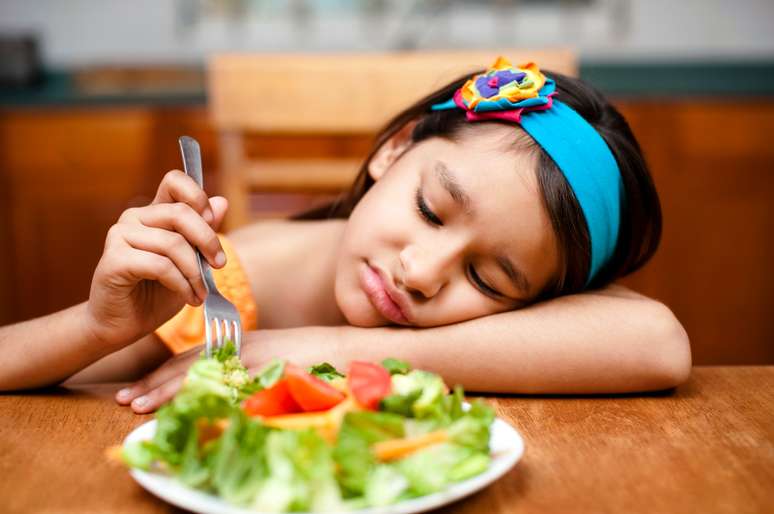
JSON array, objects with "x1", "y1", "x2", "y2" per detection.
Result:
[
  {"x1": 64, "y1": 333, "x2": 171, "y2": 385},
  {"x1": 123, "y1": 283, "x2": 691, "y2": 413},
  {"x1": 326, "y1": 284, "x2": 691, "y2": 394},
  {"x1": 0, "y1": 302, "x2": 172, "y2": 390},
  {"x1": 0, "y1": 302, "x2": 115, "y2": 390}
]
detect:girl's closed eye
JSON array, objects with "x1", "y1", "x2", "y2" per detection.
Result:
[
  {"x1": 467, "y1": 264, "x2": 503, "y2": 299},
  {"x1": 414, "y1": 186, "x2": 442, "y2": 226},
  {"x1": 413, "y1": 186, "x2": 504, "y2": 299}
]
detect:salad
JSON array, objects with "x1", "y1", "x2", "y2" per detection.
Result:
[{"x1": 120, "y1": 344, "x2": 496, "y2": 512}]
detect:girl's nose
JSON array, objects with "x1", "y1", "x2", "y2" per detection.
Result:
[{"x1": 399, "y1": 240, "x2": 461, "y2": 298}]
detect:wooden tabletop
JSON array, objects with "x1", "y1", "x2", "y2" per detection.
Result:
[{"x1": 2, "y1": 366, "x2": 773, "y2": 514}]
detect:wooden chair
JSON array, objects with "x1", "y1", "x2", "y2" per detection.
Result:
[{"x1": 207, "y1": 50, "x2": 578, "y2": 229}]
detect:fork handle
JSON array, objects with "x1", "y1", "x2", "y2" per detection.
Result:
[{"x1": 178, "y1": 136, "x2": 218, "y2": 294}]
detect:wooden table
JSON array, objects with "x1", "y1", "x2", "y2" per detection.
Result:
[{"x1": 2, "y1": 367, "x2": 772, "y2": 514}]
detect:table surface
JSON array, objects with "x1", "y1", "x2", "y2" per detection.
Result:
[{"x1": 2, "y1": 366, "x2": 773, "y2": 514}]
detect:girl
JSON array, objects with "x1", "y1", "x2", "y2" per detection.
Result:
[{"x1": 0, "y1": 58, "x2": 691, "y2": 412}]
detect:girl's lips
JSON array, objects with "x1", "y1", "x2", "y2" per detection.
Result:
[{"x1": 360, "y1": 262, "x2": 409, "y2": 325}]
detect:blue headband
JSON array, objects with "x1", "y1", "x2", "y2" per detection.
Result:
[{"x1": 430, "y1": 58, "x2": 623, "y2": 285}]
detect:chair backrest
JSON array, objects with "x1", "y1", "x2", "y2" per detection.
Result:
[{"x1": 207, "y1": 49, "x2": 578, "y2": 228}]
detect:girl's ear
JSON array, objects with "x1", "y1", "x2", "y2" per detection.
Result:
[{"x1": 368, "y1": 120, "x2": 418, "y2": 181}]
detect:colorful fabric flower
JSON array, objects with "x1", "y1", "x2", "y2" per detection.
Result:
[{"x1": 432, "y1": 57, "x2": 556, "y2": 123}]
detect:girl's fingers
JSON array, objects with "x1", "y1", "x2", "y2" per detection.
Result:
[
  {"x1": 208, "y1": 196, "x2": 229, "y2": 231},
  {"x1": 129, "y1": 374, "x2": 186, "y2": 413},
  {"x1": 111, "y1": 243, "x2": 200, "y2": 306},
  {"x1": 119, "y1": 202, "x2": 225, "y2": 269},
  {"x1": 116, "y1": 346, "x2": 202, "y2": 405},
  {"x1": 120, "y1": 225, "x2": 207, "y2": 302},
  {"x1": 153, "y1": 169, "x2": 214, "y2": 224}
]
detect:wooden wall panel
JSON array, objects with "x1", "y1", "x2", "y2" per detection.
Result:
[
  {"x1": 0, "y1": 108, "x2": 155, "y2": 321},
  {"x1": 0, "y1": 107, "x2": 218, "y2": 322},
  {"x1": 0, "y1": 135, "x2": 13, "y2": 325},
  {"x1": 616, "y1": 100, "x2": 774, "y2": 364}
]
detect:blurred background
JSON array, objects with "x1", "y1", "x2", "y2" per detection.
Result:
[{"x1": 1, "y1": 0, "x2": 772, "y2": 365}]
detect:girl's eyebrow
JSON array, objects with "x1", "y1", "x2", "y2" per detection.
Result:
[
  {"x1": 433, "y1": 161, "x2": 530, "y2": 296},
  {"x1": 434, "y1": 161, "x2": 473, "y2": 216}
]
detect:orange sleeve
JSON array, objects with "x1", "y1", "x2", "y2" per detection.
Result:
[{"x1": 155, "y1": 234, "x2": 258, "y2": 355}]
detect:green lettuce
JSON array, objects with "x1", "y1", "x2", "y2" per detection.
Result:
[
  {"x1": 252, "y1": 429, "x2": 342, "y2": 512},
  {"x1": 381, "y1": 370, "x2": 448, "y2": 424},
  {"x1": 396, "y1": 442, "x2": 490, "y2": 496},
  {"x1": 307, "y1": 362, "x2": 344, "y2": 382},
  {"x1": 122, "y1": 352, "x2": 497, "y2": 512},
  {"x1": 208, "y1": 411, "x2": 271, "y2": 504},
  {"x1": 256, "y1": 358, "x2": 286, "y2": 389},
  {"x1": 364, "y1": 464, "x2": 409, "y2": 507},
  {"x1": 121, "y1": 440, "x2": 157, "y2": 471},
  {"x1": 333, "y1": 411, "x2": 405, "y2": 496},
  {"x1": 381, "y1": 358, "x2": 411, "y2": 375}
]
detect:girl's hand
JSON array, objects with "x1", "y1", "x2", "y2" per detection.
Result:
[
  {"x1": 116, "y1": 327, "x2": 345, "y2": 413},
  {"x1": 86, "y1": 170, "x2": 229, "y2": 349}
]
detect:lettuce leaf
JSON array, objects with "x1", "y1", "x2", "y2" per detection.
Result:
[
  {"x1": 364, "y1": 464, "x2": 409, "y2": 507},
  {"x1": 252, "y1": 429, "x2": 342, "y2": 512},
  {"x1": 209, "y1": 411, "x2": 271, "y2": 505},
  {"x1": 179, "y1": 423, "x2": 210, "y2": 488},
  {"x1": 121, "y1": 440, "x2": 157, "y2": 471},
  {"x1": 333, "y1": 411, "x2": 405, "y2": 496},
  {"x1": 381, "y1": 358, "x2": 411, "y2": 375},
  {"x1": 307, "y1": 362, "x2": 344, "y2": 382},
  {"x1": 211, "y1": 340, "x2": 238, "y2": 362},
  {"x1": 184, "y1": 359, "x2": 232, "y2": 400},
  {"x1": 148, "y1": 392, "x2": 232, "y2": 468},
  {"x1": 256, "y1": 358, "x2": 286, "y2": 389},
  {"x1": 381, "y1": 370, "x2": 448, "y2": 424},
  {"x1": 396, "y1": 442, "x2": 490, "y2": 496}
]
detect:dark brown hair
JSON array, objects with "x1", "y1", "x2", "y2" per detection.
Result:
[{"x1": 295, "y1": 69, "x2": 661, "y2": 299}]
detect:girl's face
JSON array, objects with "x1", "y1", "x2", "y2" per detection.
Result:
[{"x1": 335, "y1": 123, "x2": 560, "y2": 328}]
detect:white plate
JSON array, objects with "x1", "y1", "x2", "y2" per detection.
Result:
[{"x1": 124, "y1": 415, "x2": 524, "y2": 514}]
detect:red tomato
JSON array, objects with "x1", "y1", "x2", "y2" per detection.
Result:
[
  {"x1": 243, "y1": 379, "x2": 302, "y2": 417},
  {"x1": 284, "y1": 364, "x2": 345, "y2": 412},
  {"x1": 348, "y1": 361, "x2": 392, "y2": 410}
]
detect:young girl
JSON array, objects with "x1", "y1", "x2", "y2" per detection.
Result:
[{"x1": 0, "y1": 58, "x2": 691, "y2": 412}]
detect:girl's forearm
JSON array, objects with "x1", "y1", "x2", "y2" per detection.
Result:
[
  {"x1": 0, "y1": 302, "x2": 116, "y2": 390},
  {"x1": 333, "y1": 286, "x2": 691, "y2": 394},
  {"x1": 115, "y1": 286, "x2": 690, "y2": 413},
  {"x1": 64, "y1": 333, "x2": 172, "y2": 385}
]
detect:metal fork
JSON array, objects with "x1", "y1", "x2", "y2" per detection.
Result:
[{"x1": 178, "y1": 135, "x2": 242, "y2": 358}]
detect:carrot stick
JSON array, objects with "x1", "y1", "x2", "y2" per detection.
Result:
[{"x1": 372, "y1": 430, "x2": 449, "y2": 462}]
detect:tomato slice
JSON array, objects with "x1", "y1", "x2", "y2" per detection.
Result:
[
  {"x1": 285, "y1": 364, "x2": 346, "y2": 412},
  {"x1": 348, "y1": 361, "x2": 392, "y2": 410},
  {"x1": 243, "y1": 379, "x2": 302, "y2": 417}
]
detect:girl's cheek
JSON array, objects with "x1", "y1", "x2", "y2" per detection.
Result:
[{"x1": 448, "y1": 289, "x2": 501, "y2": 324}]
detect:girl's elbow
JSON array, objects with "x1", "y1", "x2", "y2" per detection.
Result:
[{"x1": 649, "y1": 303, "x2": 692, "y2": 389}]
